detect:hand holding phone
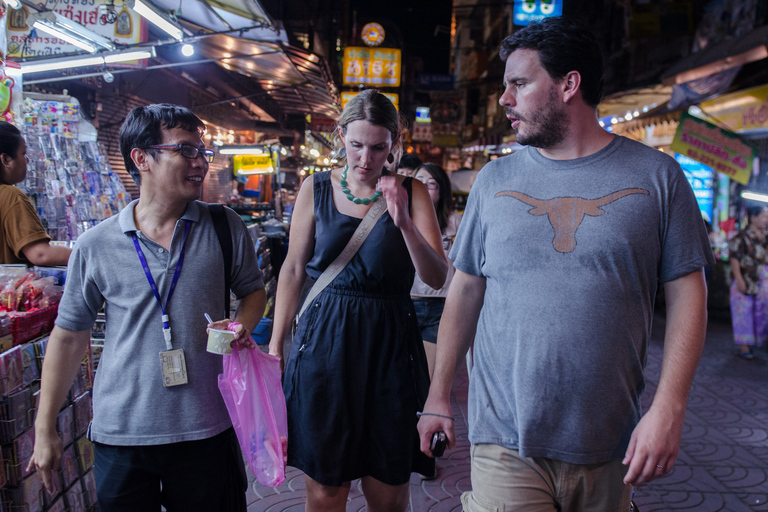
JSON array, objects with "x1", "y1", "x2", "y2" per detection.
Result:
[{"x1": 430, "y1": 431, "x2": 447, "y2": 457}]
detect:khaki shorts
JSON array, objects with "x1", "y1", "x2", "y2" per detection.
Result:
[{"x1": 461, "y1": 443, "x2": 632, "y2": 512}]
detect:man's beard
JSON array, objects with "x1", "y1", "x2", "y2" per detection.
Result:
[{"x1": 509, "y1": 90, "x2": 568, "y2": 149}]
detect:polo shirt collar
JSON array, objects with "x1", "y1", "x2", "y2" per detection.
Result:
[{"x1": 119, "y1": 199, "x2": 201, "y2": 234}]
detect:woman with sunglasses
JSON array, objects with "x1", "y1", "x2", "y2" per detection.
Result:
[
  {"x1": 411, "y1": 163, "x2": 462, "y2": 380},
  {"x1": 0, "y1": 121, "x2": 71, "y2": 266}
]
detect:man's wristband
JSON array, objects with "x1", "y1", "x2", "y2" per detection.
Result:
[{"x1": 416, "y1": 411, "x2": 454, "y2": 421}]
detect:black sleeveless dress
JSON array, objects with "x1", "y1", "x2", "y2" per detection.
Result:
[{"x1": 283, "y1": 170, "x2": 434, "y2": 486}]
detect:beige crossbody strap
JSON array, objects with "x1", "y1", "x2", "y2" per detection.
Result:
[{"x1": 295, "y1": 199, "x2": 388, "y2": 324}]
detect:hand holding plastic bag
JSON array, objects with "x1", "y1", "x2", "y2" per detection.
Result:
[{"x1": 218, "y1": 344, "x2": 288, "y2": 488}]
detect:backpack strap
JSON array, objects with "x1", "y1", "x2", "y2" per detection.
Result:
[{"x1": 209, "y1": 204, "x2": 233, "y2": 319}]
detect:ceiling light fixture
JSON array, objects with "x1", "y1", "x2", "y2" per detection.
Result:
[
  {"x1": 181, "y1": 43, "x2": 194, "y2": 57},
  {"x1": 5, "y1": 0, "x2": 20, "y2": 8},
  {"x1": 20, "y1": 47, "x2": 156, "y2": 74},
  {"x1": 127, "y1": 0, "x2": 184, "y2": 41},
  {"x1": 218, "y1": 145, "x2": 266, "y2": 155},
  {"x1": 28, "y1": 11, "x2": 116, "y2": 53},
  {"x1": 742, "y1": 191, "x2": 768, "y2": 203}
]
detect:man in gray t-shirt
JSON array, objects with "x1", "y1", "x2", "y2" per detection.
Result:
[
  {"x1": 28, "y1": 104, "x2": 267, "y2": 511},
  {"x1": 418, "y1": 18, "x2": 713, "y2": 511}
]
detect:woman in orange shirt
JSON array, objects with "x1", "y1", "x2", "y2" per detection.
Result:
[{"x1": 0, "y1": 122, "x2": 71, "y2": 266}]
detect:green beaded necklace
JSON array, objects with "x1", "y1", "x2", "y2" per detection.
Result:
[{"x1": 340, "y1": 165, "x2": 382, "y2": 205}]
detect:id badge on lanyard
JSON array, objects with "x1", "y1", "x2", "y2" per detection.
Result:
[{"x1": 132, "y1": 221, "x2": 191, "y2": 387}]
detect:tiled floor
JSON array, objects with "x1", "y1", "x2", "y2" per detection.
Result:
[{"x1": 246, "y1": 313, "x2": 768, "y2": 511}]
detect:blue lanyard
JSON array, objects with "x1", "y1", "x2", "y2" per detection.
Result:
[{"x1": 131, "y1": 221, "x2": 191, "y2": 350}]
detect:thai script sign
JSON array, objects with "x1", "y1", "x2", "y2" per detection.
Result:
[
  {"x1": 7, "y1": 2, "x2": 146, "y2": 58},
  {"x1": 700, "y1": 84, "x2": 768, "y2": 132},
  {"x1": 670, "y1": 112, "x2": 756, "y2": 185},
  {"x1": 234, "y1": 155, "x2": 274, "y2": 175},
  {"x1": 342, "y1": 47, "x2": 401, "y2": 87}
]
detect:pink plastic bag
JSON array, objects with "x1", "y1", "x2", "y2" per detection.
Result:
[{"x1": 218, "y1": 344, "x2": 288, "y2": 487}]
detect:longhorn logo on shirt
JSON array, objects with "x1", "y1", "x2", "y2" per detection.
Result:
[{"x1": 496, "y1": 188, "x2": 650, "y2": 253}]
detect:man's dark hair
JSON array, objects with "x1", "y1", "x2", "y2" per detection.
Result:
[
  {"x1": 398, "y1": 154, "x2": 422, "y2": 171},
  {"x1": 499, "y1": 17, "x2": 604, "y2": 108},
  {"x1": 747, "y1": 206, "x2": 768, "y2": 221},
  {"x1": 119, "y1": 103, "x2": 206, "y2": 186}
]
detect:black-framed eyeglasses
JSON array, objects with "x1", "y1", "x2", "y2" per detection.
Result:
[{"x1": 145, "y1": 144, "x2": 215, "y2": 163}]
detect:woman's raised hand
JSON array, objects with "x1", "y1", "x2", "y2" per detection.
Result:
[{"x1": 378, "y1": 176, "x2": 412, "y2": 230}]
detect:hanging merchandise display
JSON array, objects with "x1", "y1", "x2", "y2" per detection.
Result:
[{"x1": 20, "y1": 96, "x2": 131, "y2": 242}]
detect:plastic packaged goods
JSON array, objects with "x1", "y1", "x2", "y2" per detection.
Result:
[{"x1": 40, "y1": 284, "x2": 64, "y2": 308}]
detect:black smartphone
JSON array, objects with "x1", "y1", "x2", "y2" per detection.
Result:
[{"x1": 430, "y1": 431, "x2": 447, "y2": 457}]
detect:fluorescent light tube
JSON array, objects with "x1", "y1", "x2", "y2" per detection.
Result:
[
  {"x1": 22, "y1": 56, "x2": 104, "y2": 74},
  {"x1": 32, "y1": 22, "x2": 97, "y2": 53},
  {"x1": 219, "y1": 147, "x2": 266, "y2": 155},
  {"x1": 20, "y1": 47, "x2": 156, "y2": 74},
  {"x1": 29, "y1": 11, "x2": 115, "y2": 51},
  {"x1": 741, "y1": 191, "x2": 768, "y2": 203},
  {"x1": 103, "y1": 49, "x2": 156, "y2": 63},
  {"x1": 129, "y1": 0, "x2": 184, "y2": 41}
]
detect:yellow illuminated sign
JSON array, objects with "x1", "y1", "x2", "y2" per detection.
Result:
[
  {"x1": 700, "y1": 84, "x2": 768, "y2": 132},
  {"x1": 341, "y1": 91, "x2": 399, "y2": 111},
  {"x1": 342, "y1": 47, "x2": 401, "y2": 87},
  {"x1": 361, "y1": 23, "x2": 385, "y2": 46},
  {"x1": 670, "y1": 112, "x2": 756, "y2": 185},
  {"x1": 233, "y1": 154, "x2": 274, "y2": 175}
]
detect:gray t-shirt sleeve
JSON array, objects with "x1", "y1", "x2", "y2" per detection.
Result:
[
  {"x1": 658, "y1": 162, "x2": 716, "y2": 282},
  {"x1": 226, "y1": 207, "x2": 265, "y2": 298},
  {"x1": 55, "y1": 242, "x2": 104, "y2": 332},
  {"x1": 450, "y1": 171, "x2": 486, "y2": 277}
]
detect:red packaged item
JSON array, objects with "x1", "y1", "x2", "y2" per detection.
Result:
[
  {"x1": 9, "y1": 306, "x2": 58, "y2": 345},
  {"x1": 0, "y1": 272, "x2": 34, "y2": 311},
  {"x1": 16, "y1": 277, "x2": 56, "y2": 311},
  {"x1": 40, "y1": 284, "x2": 64, "y2": 308}
]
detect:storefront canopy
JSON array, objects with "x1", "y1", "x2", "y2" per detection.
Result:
[
  {"x1": 13, "y1": 0, "x2": 339, "y2": 127},
  {"x1": 662, "y1": 24, "x2": 768, "y2": 86},
  {"x1": 151, "y1": 0, "x2": 284, "y2": 43}
]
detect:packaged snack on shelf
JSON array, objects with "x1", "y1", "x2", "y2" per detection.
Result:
[
  {"x1": 6, "y1": 471, "x2": 43, "y2": 512},
  {"x1": 40, "y1": 284, "x2": 64, "y2": 308},
  {"x1": 9, "y1": 306, "x2": 58, "y2": 345},
  {"x1": 33, "y1": 266, "x2": 67, "y2": 286},
  {"x1": 21, "y1": 277, "x2": 56, "y2": 310},
  {"x1": 60, "y1": 444, "x2": 78, "y2": 488},
  {"x1": 65, "y1": 481, "x2": 87, "y2": 512},
  {"x1": 76, "y1": 436, "x2": 94, "y2": 474},
  {"x1": 0, "y1": 271, "x2": 34, "y2": 311},
  {"x1": 33, "y1": 336, "x2": 48, "y2": 370},
  {"x1": 20, "y1": 342, "x2": 39, "y2": 386},
  {"x1": 2, "y1": 427, "x2": 34, "y2": 486},
  {"x1": 57, "y1": 405, "x2": 74, "y2": 447},
  {"x1": 1, "y1": 346, "x2": 24, "y2": 397},
  {"x1": 46, "y1": 496, "x2": 66, "y2": 512},
  {"x1": 0, "y1": 311, "x2": 10, "y2": 337},
  {"x1": 8, "y1": 387, "x2": 31, "y2": 439},
  {"x1": 81, "y1": 469, "x2": 97, "y2": 508},
  {"x1": 73, "y1": 392, "x2": 91, "y2": 438}
]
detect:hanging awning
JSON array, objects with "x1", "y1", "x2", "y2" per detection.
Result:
[
  {"x1": 662, "y1": 24, "x2": 768, "y2": 86},
  {"x1": 150, "y1": 0, "x2": 286, "y2": 43}
]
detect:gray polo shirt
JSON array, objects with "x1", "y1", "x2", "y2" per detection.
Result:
[{"x1": 56, "y1": 200, "x2": 264, "y2": 446}]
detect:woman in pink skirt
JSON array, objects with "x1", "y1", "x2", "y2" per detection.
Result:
[{"x1": 729, "y1": 205, "x2": 768, "y2": 359}]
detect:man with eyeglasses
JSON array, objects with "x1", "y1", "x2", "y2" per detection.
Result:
[{"x1": 28, "y1": 104, "x2": 267, "y2": 511}]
